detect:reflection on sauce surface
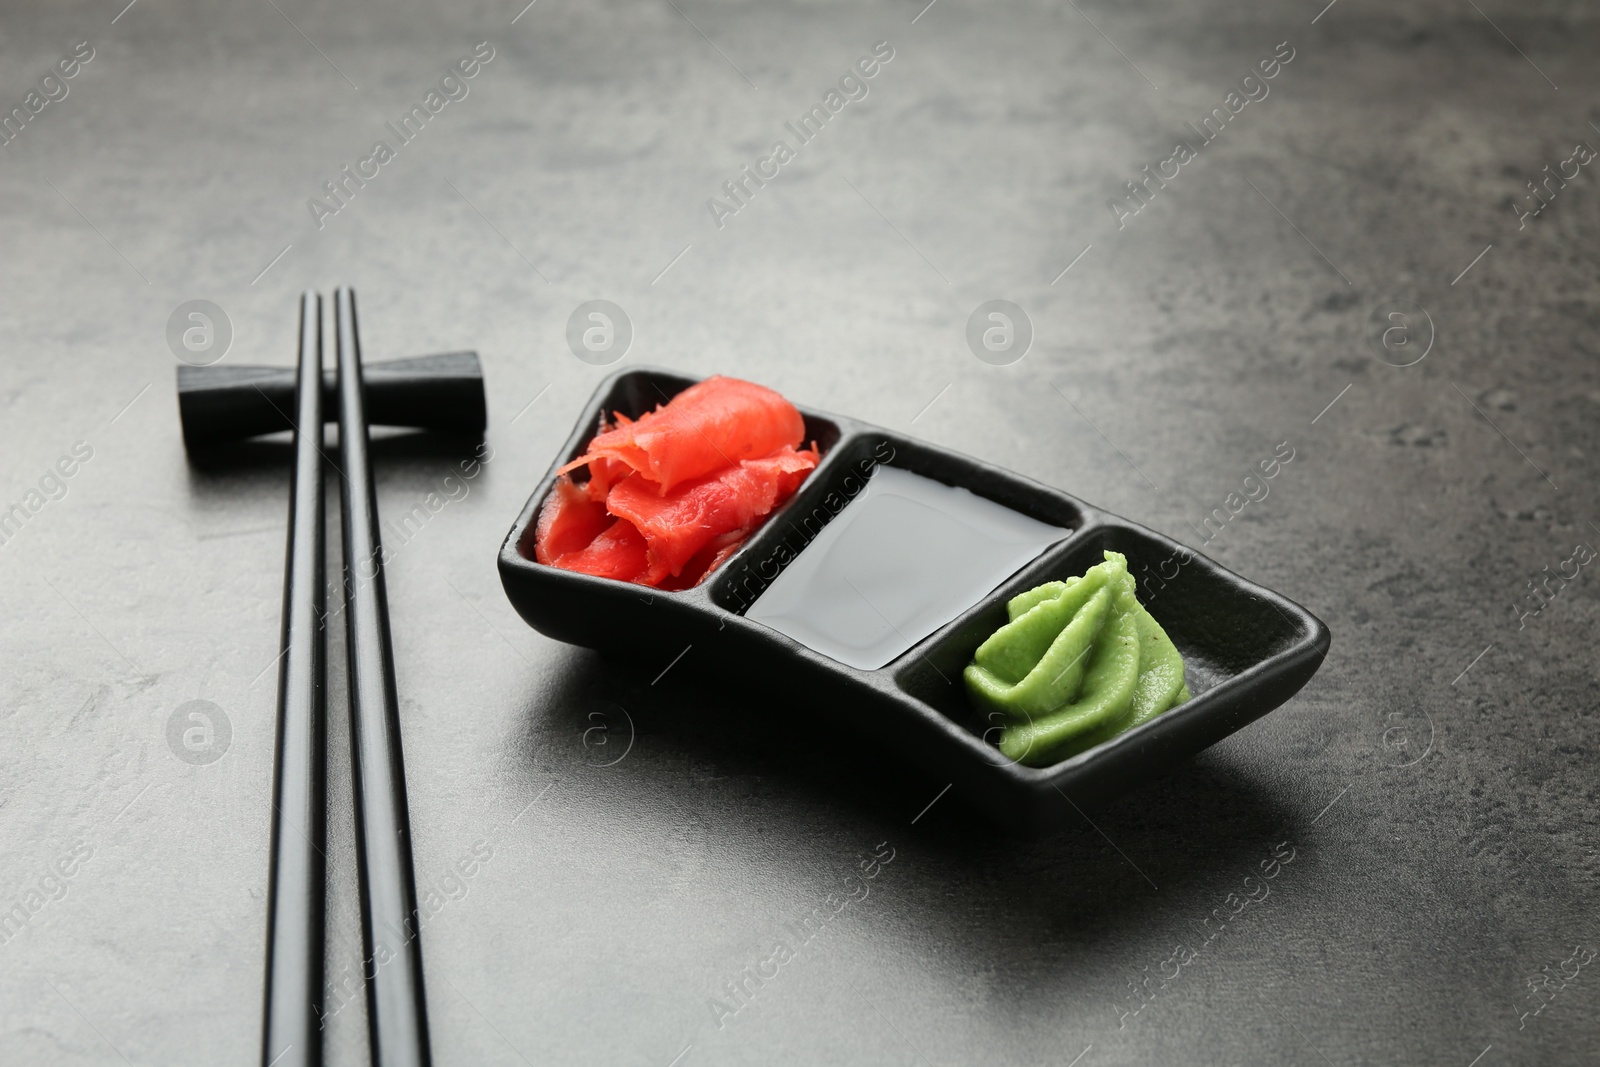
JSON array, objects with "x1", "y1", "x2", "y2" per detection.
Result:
[{"x1": 746, "y1": 466, "x2": 1068, "y2": 670}]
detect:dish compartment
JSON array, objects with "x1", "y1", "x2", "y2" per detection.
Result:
[
  {"x1": 707, "y1": 430, "x2": 1087, "y2": 618},
  {"x1": 522, "y1": 367, "x2": 844, "y2": 513},
  {"x1": 503, "y1": 367, "x2": 847, "y2": 650},
  {"x1": 892, "y1": 519, "x2": 1329, "y2": 781}
]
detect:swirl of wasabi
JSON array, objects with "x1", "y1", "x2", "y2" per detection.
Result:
[{"x1": 964, "y1": 551, "x2": 1190, "y2": 767}]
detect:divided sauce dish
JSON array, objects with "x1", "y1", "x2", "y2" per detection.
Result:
[{"x1": 498, "y1": 368, "x2": 1331, "y2": 833}]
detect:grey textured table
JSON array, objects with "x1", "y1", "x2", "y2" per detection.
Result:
[{"x1": 2, "y1": 1, "x2": 1597, "y2": 1064}]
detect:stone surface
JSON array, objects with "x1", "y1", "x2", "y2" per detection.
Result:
[{"x1": 1, "y1": 1, "x2": 1596, "y2": 1064}]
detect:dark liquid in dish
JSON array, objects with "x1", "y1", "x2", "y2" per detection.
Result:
[{"x1": 746, "y1": 466, "x2": 1068, "y2": 669}]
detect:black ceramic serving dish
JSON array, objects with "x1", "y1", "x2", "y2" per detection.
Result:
[{"x1": 498, "y1": 368, "x2": 1331, "y2": 834}]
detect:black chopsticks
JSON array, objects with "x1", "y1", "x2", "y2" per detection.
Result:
[
  {"x1": 260, "y1": 291, "x2": 329, "y2": 1067},
  {"x1": 334, "y1": 287, "x2": 435, "y2": 1067},
  {"x1": 181, "y1": 292, "x2": 480, "y2": 1066}
]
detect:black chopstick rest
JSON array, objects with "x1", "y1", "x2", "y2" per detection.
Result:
[{"x1": 177, "y1": 352, "x2": 487, "y2": 451}]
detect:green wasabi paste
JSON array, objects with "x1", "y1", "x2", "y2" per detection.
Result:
[{"x1": 964, "y1": 551, "x2": 1190, "y2": 766}]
